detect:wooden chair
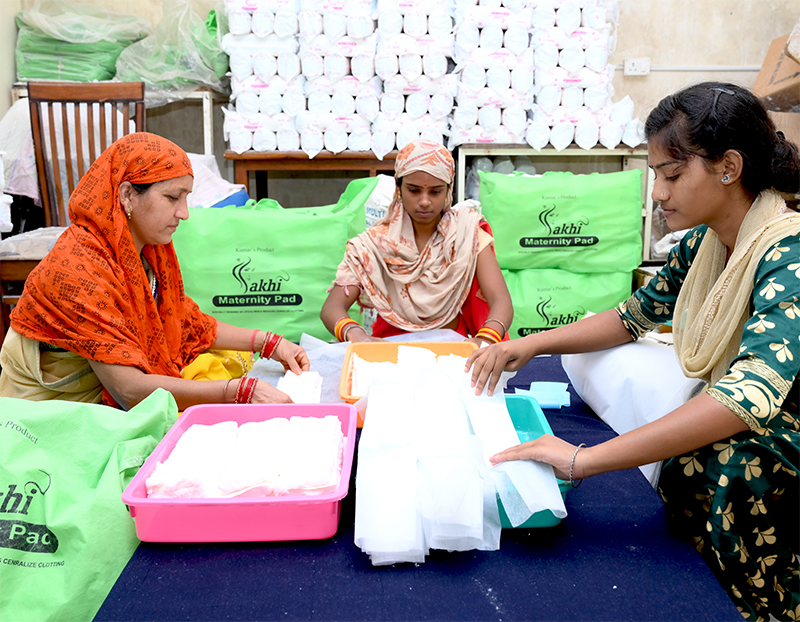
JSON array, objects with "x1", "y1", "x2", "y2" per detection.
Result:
[
  {"x1": 27, "y1": 81, "x2": 146, "y2": 227},
  {"x1": 0, "y1": 82, "x2": 145, "y2": 345}
]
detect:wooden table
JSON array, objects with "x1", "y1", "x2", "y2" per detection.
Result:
[{"x1": 224, "y1": 150, "x2": 398, "y2": 196}]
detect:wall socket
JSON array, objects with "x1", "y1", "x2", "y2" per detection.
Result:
[{"x1": 624, "y1": 57, "x2": 651, "y2": 76}]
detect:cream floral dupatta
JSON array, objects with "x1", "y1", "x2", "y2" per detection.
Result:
[
  {"x1": 333, "y1": 140, "x2": 484, "y2": 332},
  {"x1": 674, "y1": 189, "x2": 800, "y2": 385}
]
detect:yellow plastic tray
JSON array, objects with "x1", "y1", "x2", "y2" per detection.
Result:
[{"x1": 340, "y1": 341, "x2": 478, "y2": 426}]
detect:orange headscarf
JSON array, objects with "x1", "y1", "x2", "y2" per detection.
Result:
[{"x1": 11, "y1": 132, "x2": 217, "y2": 406}]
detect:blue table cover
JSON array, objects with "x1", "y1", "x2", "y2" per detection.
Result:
[{"x1": 95, "y1": 355, "x2": 742, "y2": 621}]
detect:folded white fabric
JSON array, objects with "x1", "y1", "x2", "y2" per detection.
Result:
[
  {"x1": 146, "y1": 415, "x2": 345, "y2": 498},
  {"x1": 354, "y1": 351, "x2": 565, "y2": 565}
]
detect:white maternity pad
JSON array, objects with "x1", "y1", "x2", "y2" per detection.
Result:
[{"x1": 466, "y1": 394, "x2": 567, "y2": 526}]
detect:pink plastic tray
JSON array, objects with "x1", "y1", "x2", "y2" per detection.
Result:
[{"x1": 122, "y1": 402, "x2": 357, "y2": 543}]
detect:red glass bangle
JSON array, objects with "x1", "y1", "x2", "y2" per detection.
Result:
[{"x1": 261, "y1": 332, "x2": 282, "y2": 360}]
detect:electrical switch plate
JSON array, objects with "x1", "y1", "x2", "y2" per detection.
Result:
[{"x1": 624, "y1": 57, "x2": 651, "y2": 76}]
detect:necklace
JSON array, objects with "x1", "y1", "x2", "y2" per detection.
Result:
[{"x1": 141, "y1": 255, "x2": 159, "y2": 301}]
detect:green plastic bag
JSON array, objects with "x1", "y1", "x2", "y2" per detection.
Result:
[
  {"x1": 115, "y1": 0, "x2": 230, "y2": 107},
  {"x1": 15, "y1": 0, "x2": 151, "y2": 82},
  {"x1": 0, "y1": 389, "x2": 178, "y2": 622},
  {"x1": 480, "y1": 169, "x2": 643, "y2": 273},
  {"x1": 503, "y1": 268, "x2": 632, "y2": 338},
  {"x1": 173, "y1": 177, "x2": 378, "y2": 343}
]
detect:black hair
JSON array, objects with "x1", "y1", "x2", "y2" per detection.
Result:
[
  {"x1": 644, "y1": 81, "x2": 800, "y2": 196},
  {"x1": 130, "y1": 182, "x2": 154, "y2": 194}
]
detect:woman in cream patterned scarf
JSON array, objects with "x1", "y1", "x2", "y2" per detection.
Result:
[{"x1": 322, "y1": 139, "x2": 513, "y2": 346}]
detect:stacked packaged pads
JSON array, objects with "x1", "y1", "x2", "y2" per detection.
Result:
[{"x1": 222, "y1": 0, "x2": 640, "y2": 157}]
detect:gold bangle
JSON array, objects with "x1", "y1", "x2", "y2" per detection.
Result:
[
  {"x1": 341, "y1": 322, "x2": 364, "y2": 342},
  {"x1": 482, "y1": 318, "x2": 507, "y2": 336}
]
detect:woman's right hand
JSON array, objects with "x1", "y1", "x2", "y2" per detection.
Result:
[
  {"x1": 464, "y1": 338, "x2": 535, "y2": 395},
  {"x1": 490, "y1": 434, "x2": 586, "y2": 482},
  {"x1": 346, "y1": 326, "x2": 384, "y2": 343},
  {"x1": 250, "y1": 379, "x2": 294, "y2": 404}
]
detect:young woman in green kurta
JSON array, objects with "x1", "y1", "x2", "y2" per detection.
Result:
[{"x1": 466, "y1": 82, "x2": 800, "y2": 621}]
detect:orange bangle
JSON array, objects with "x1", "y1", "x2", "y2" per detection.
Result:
[
  {"x1": 335, "y1": 317, "x2": 358, "y2": 342},
  {"x1": 476, "y1": 327, "x2": 501, "y2": 343}
]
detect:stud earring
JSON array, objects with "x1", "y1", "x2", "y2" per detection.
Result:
[{"x1": 722, "y1": 174, "x2": 731, "y2": 183}]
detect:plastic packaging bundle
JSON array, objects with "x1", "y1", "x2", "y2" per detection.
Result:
[
  {"x1": 221, "y1": 0, "x2": 637, "y2": 155},
  {"x1": 527, "y1": 0, "x2": 626, "y2": 150},
  {"x1": 15, "y1": 0, "x2": 151, "y2": 83}
]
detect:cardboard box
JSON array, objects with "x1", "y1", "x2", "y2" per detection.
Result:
[
  {"x1": 787, "y1": 17, "x2": 800, "y2": 64},
  {"x1": 753, "y1": 34, "x2": 800, "y2": 111}
]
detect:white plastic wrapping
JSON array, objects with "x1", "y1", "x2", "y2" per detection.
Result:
[
  {"x1": 555, "y1": 1, "x2": 581, "y2": 35},
  {"x1": 525, "y1": 119, "x2": 550, "y2": 150},
  {"x1": 599, "y1": 120, "x2": 623, "y2": 149},
  {"x1": 351, "y1": 53, "x2": 375, "y2": 81},
  {"x1": 377, "y1": 10, "x2": 403, "y2": 37},
  {"x1": 403, "y1": 10, "x2": 428, "y2": 38},
  {"x1": 574, "y1": 117, "x2": 599, "y2": 149},
  {"x1": 399, "y1": 53, "x2": 423, "y2": 81},
  {"x1": 308, "y1": 91, "x2": 332, "y2": 113},
  {"x1": 549, "y1": 120, "x2": 574, "y2": 151},
  {"x1": 252, "y1": 9, "x2": 276, "y2": 37},
  {"x1": 229, "y1": 50, "x2": 254, "y2": 81}
]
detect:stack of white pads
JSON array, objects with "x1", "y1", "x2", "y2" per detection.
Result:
[
  {"x1": 353, "y1": 345, "x2": 566, "y2": 566},
  {"x1": 221, "y1": 0, "x2": 641, "y2": 157}
]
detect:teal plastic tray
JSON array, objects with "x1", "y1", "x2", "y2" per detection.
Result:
[{"x1": 498, "y1": 394, "x2": 570, "y2": 528}]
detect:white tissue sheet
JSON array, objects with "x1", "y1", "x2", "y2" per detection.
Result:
[
  {"x1": 353, "y1": 351, "x2": 565, "y2": 565},
  {"x1": 276, "y1": 370, "x2": 324, "y2": 403}
]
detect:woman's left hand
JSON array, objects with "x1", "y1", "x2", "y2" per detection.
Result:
[
  {"x1": 272, "y1": 338, "x2": 310, "y2": 374},
  {"x1": 490, "y1": 434, "x2": 586, "y2": 482}
]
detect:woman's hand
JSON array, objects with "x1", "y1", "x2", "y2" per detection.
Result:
[
  {"x1": 464, "y1": 338, "x2": 534, "y2": 395},
  {"x1": 490, "y1": 434, "x2": 585, "y2": 482},
  {"x1": 272, "y1": 338, "x2": 310, "y2": 374},
  {"x1": 345, "y1": 326, "x2": 384, "y2": 343},
  {"x1": 250, "y1": 379, "x2": 294, "y2": 404}
]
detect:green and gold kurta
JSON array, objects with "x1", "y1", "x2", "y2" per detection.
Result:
[{"x1": 617, "y1": 225, "x2": 799, "y2": 621}]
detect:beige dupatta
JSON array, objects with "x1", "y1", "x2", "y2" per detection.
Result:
[{"x1": 674, "y1": 190, "x2": 800, "y2": 385}]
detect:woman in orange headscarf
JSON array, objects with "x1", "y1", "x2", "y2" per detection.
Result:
[
  {"x1": 0, "y1": 133, "x2": 308, "y2": 409},
  {"x1": 321, "y1": 139, "x2": 513, "y2": 345}
]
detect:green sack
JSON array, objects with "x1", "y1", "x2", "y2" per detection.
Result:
[
  {"x1": 173, "y1": 177, "x2": 378, "y2": 343},
  {"x1": 0, "y1": 389, "x2": 178, "y2": 622},
  {"x1": 503, "y1": 268, "x2": 632, "y2": 338},
  {"x1": 480, "y1": 169, "x2": 643, "y2": 273}
]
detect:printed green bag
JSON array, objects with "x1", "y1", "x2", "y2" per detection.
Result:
[
  {"x1": 0, "y1": 389, "x2": 178, "y2": 622},
  {"x1": 173, "y1": 177, "x2": 378, "y2": 343},
  {"x1": 504, "y1": 268, "x2": 632, "y2": 338},
  {"x1": 480, "y1": 169, "x2": 643, "y2": 272}
]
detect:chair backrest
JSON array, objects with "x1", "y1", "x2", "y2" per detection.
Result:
[{"x1": 27, "y1": 81, "x2": 146, "y2": 227}]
